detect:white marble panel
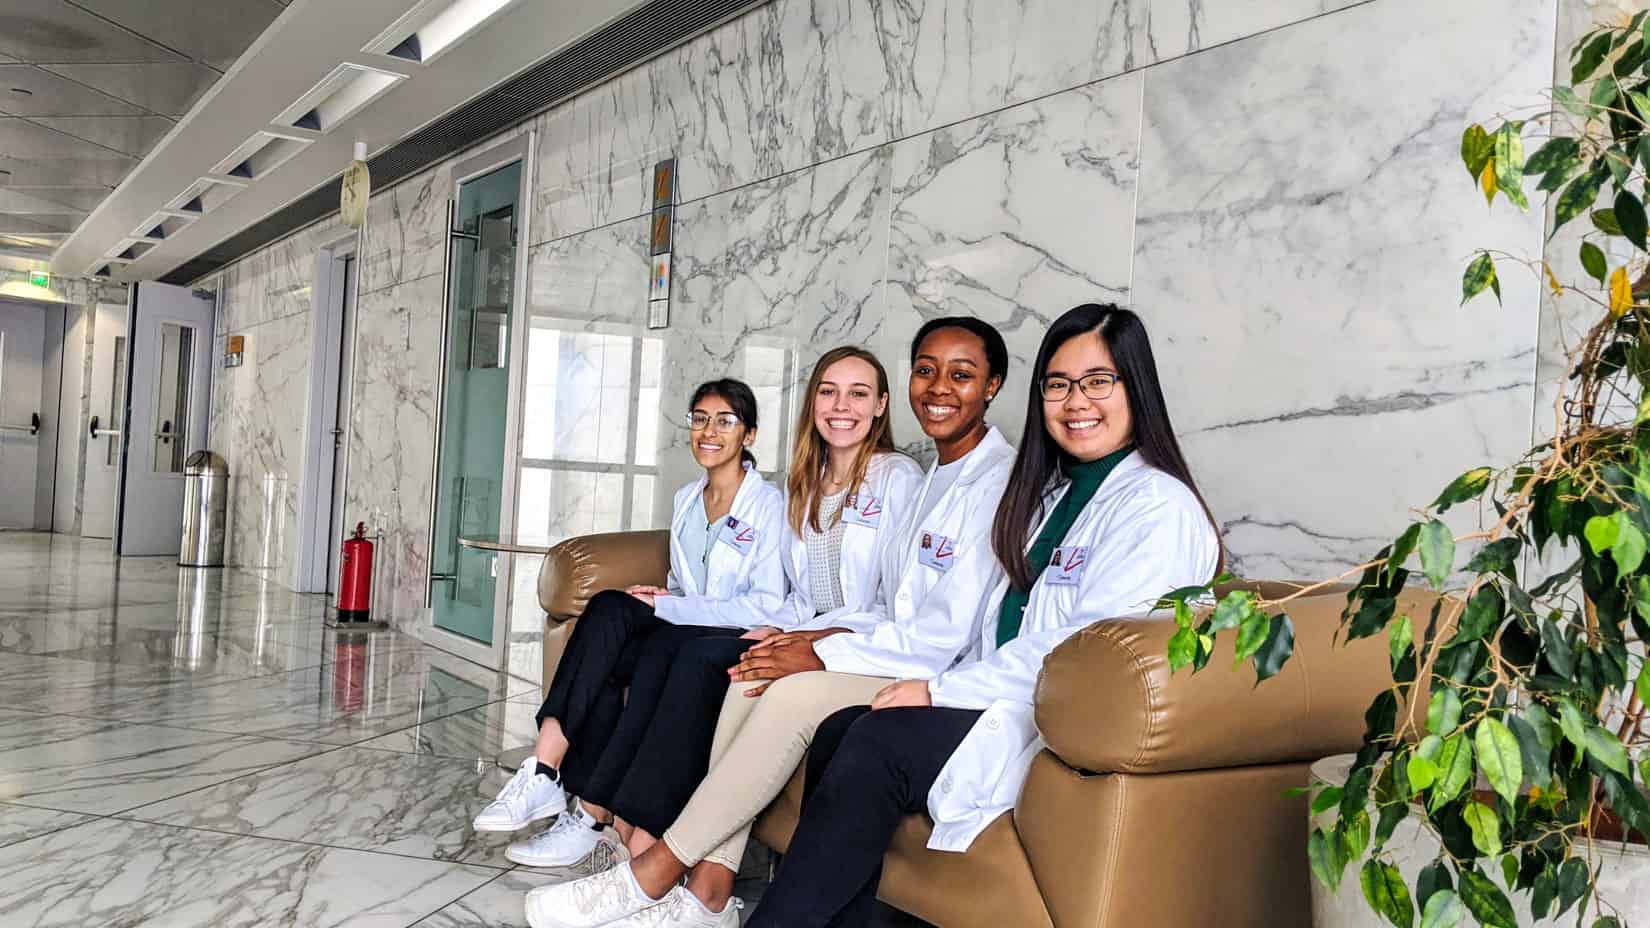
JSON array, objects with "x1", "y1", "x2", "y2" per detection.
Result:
[
  {"x1": 1137, "y1": 0, "x2": 1368, "y2": 63},
  {"x1": 1130, "y1": 0, "x2": 1556, "y2": 578},
  {"x1": 344, "y1": 274, "x2": 446, "y2": 631},
  {"x1": 360, "y1": 166, "x2": 452, "y2": 296},
  {"x1": 883, "y1": 73, "x2": 1143, "y2": 453}
]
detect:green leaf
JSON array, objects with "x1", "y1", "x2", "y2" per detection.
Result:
[
  {"x1": 1432, "y1": 467, "x2": 1493, "y2": 513},
  {"x1": 1530, "y1": 866, "x2": 1556, "y2": 920},
  {"x1": 1419, "y1": 520, "x2": 1455, "y2": 590},
  {"x1": 1462, "y1": 801, "x2": 1501, "y2": 856},
  {"x1": 1232, "y1": 611, "x2": 1270, "y2": 666},
  {"x1": 1418, "y1": 890, "x2": 1463, "y2": 928},
  {"x1": 1460, "y1": 124, "x2": 1494, "y2": 180},
  {"x1": 1408, "y1": 753, "x2": 1440, "y2": 792},
  {"x1": 1309, "y1": 827, "x2": 1345, "y2": 890},
  {"x1": 1593, "y1": 207, "x2": 1623, "y2": 236},
  {"x1": 1341, "y1": 808, "x2": 1372, "y2": 860},
  {"x1": 1523, "y1": 137, "x2": 1578, "y2": 176},
  {"x1": 1387, "y1": 524, "x2": 1421, "y2": 583},
  {"x1": 1458, "y1": 869, "x2": 1517, "y2": 928},
  {"x1": 1585, "y1": 513, "x2": 1620, "y2": 554},
  {"x1": 1452, "y1": 585, "x2": 1504, "y2": 643},
  {"x1": 1361, "y1": 859, "x2": 1415, "y2": 928},
  {"x1": 1555, "y1": 167, "x2": 1608, "y2": 233},
  {"x1": 1636, "y1": 661, "x2": 1650, "y2": 705},
  {"x1": 1541, "y1": 618, "x2": 1575, "y2": 678},
  {"x1": 1252, "y1": 613, "x2": 1295, "y2": 682},
  {"x1": 1556, "y1": 857, "x2": 1589, "y2": 917},
  {"x1": 1431, "y1": 734, "x2": 1475, "y2": 809},
  {"x1": 1573, "y1": 31, "x2": 1613, "y2": 84},
  {"x1": 1167, "y1": 625, "x2": 1197, "y2": 671},
  {"x1": 1427, "y1": 688, "x2": 1463, "y2": 736},
  {"x1": 1509, "y1": 709, "x2": 1554, "y2": 790},
  {"x1": 1582, "y1": 725, "x2": 1631, "y2": 774},
  {"x1": 1389, "y1": 615, "x2": 1414, "y2": 670},
  {"x1": 1416, "y1": 860, "x2": 1453, "y2": 910},
  {"x1": 1493, "y1": 123, "x2": 1528, "y2": 211},
  {"x1": 1593, "y1": 917, "x2": 1621, "y2": 928},
  {"x1": 1552, "y1": 84, "x2": 1591, "y2": 119},
  {"x1": 1463, "y1": 537, "x2": 1520, "y2": 577},
  {"x1": 1580, "y1": 241, "x2": 1608, "y2": 285},
  {"x1": 1558, "y1": 699, "x2": 1589, "y2": 749},
  {"x1": 1207, "y1": 592, "x2": 1252, "y2": 631},
  {"x1": 1311, "y1": 786, "x2": 1345, "y2": 817},
  {"x1": 1619, "y1": 188, "x2": 1650, "y2": 250},
  {"x1": 1615, "y1": 518, "x2": 1648, "y2": 575},
  {"x1": 1474, "y1": 717, "x2": 1522, "y2": 806},
  {"x1": 1461, "y1": 253, "x2": 1499, "y2": 306}
]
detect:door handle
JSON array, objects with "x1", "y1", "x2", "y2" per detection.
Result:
[
  {"x1": 89, "y1": 415, "x2": 122, "y2": 439},
  {"x1": 158, "y1": 420, "x2": 173, "y2": 443},
  {"x1": 0, "y1": 412, "x2": 39, "y2": 436}
]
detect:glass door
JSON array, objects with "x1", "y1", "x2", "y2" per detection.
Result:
[{"x1": 429, "y1": 160, "x2": 521, "y2": 645}]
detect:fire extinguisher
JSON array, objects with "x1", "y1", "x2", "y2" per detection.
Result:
[{"x1": 337, "y1": 522, "x2": 374, "y2": 622}]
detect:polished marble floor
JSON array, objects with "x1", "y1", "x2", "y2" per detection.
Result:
[{"x1": 0, "y1": 531, "x2": 925, "y2": 927}]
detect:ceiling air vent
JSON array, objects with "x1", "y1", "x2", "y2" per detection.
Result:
[
  {"x1": 364, "y1": 0, "x2": 524, "y2": 64},
  {"x1": 275, "y1": 63, "x2": 406, "y2": 133}
]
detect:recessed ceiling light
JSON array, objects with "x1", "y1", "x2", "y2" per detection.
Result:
[{"x1": 364, "y1": 0, "x2": 523, "y2": 64}]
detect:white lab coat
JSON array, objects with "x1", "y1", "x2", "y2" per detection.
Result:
[
  {"x1": 813, "y1": 427, "x2": 1017, "y2": 678},
  {"x1": 652, "y1": 467, "x2": 789, "y2": 629},
  {"x1": 923, "y1": 451, "x2": 1221, "y2": 852},
  {"x1": 775, "y1": 451, "x2": 925, "y2": 632}
]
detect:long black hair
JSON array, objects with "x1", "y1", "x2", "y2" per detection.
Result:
[
  {"x1": 690, "y1": 378, "x2": 760, "y2": 469},
  {"x1": 990, "y1": 303, "x2": 1222, "y2": 591},
  {"x1": 910, "y1": 316, "x2": 1010, "y2": 391}
]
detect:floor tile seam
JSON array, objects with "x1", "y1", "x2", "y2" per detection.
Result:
[
  {"x1": 0, "y1": 807, "x2": 109, "y2": 852},
  {"x1": 104, "y1": 738, "x2": 365, "y2": 820},
  {"x1": 96, "y1": 812, "x2": 517, "y2": 872},
  {"x1": 403, "y1": 868, "x2": 514, "y2": 925}
]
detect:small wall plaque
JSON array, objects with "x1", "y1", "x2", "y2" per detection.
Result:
[{"x1": 224, "y1": 334, "x2": 245, "y2": 368}]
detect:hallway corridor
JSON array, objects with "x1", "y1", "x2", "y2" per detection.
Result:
[{"x1": 0, "y1": 531, "x2": 562, "y2": 926}]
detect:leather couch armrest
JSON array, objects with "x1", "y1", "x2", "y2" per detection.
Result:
[
  {"x1": 1033, "y1": 585, "x2": 1436, "y2": 775},
  {"x1": 537, "y1": 530, "x2": 672, "y2": 623}
]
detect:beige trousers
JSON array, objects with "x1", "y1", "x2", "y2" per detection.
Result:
[{"x1": 661, "y1": 670, "x2": 891, "y2": 871}]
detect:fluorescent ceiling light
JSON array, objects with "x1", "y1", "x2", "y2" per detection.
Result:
[
  {"x1": 168, "y1": 177, "x2": 245, "y2": 215},
  {"x1": 211, "y1": 131, "x2": 313, "y2": 181},
  {"x1": 364, "y1": 0, "x2": 522, "y2": 63},
  {"x1": 133, "y1": 211, "x2": 196, "y2": 242},
  {"x1": 274, "y1": 63, "x2": 405, "y2": 133}
]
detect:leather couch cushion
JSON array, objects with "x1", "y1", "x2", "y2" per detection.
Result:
[{"x1": 538, "y1": 530, "x2": 670, "y2": 621}]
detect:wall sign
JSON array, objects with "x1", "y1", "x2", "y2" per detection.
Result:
[
  {"x1": 224, "y1": 334, "x2": 245, "y2": 368},
  {"x1": 648, "y1": 158, "x2": 676, "y2": 329}
]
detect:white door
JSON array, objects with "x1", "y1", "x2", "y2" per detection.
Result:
[
  {"x1": 82, "y1": 302, "x2": 129, "y2": 538},
  {"x1": 0, "y1": 300, "x2": 47, "y2": 529},
  {"x1": 115, "y1": 282, "x2": 214, "y2": 557}
]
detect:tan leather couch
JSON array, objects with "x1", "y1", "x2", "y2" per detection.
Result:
[{"x1": 539, "y1": 531, "x2": 1413, "y2": 927}]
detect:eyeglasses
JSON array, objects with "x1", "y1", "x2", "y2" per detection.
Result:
[
  {"x1": 1040, "y1": 372, "x2": 1122, "y2": 402},
  {"x1": 686, "y1": 412, "x2": 743, "y2": 433}
]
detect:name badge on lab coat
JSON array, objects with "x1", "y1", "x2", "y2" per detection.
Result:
[
  {"x1": 917, "y1": 532, "x2": 955, "y2": 572},
  {"x1": 842, "y1": 494, "x2": 883, "y2": 529},
  {"x1": 1044, "y1": 545, "x2": 1088, "y2": 587},
  {"x1": 718, "y1": 516, "x2": 756, "y2": 555}
]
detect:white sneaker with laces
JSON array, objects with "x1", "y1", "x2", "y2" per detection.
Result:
[
  {"x1": 473, "y1": 760, "x2": 566, "y2": 833},
  {"x1": 603, "y1": 887, "x2": 744, "y2": 928},
  {"x1": 507, "y1": 811, "x2": 630, "y2": 872},
  {"x1": 523, "y1": 863, "x2": 665, "y2": 928}
]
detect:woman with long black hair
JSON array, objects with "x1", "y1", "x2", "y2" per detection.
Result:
[{"x1": 745, "y1": 303, "x2": 1224, "y2": 926}]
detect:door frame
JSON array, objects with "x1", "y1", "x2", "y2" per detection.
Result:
[
  {"x1": 425, "y1": 130, "x2": 536, "y2": 668},
  {"x1": 294, "y1": 231, "x2": 361, "y2": 593}
]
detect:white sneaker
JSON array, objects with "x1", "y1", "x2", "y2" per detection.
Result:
[
  {"x1": 473, "y1": 760, "x2": 566, "y2": 833},
  {"x1": 507, "y1": 811, "x2": 630, "y2": 872},
  {"x1": 604, "y1": 887, "x2": 744, "y2": 928},
  {"x1": 524, "y1": 863, "x2": 666, "y2": 928}
]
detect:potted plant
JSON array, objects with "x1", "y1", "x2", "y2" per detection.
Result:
[{"x1": 1161, "y1": 13, "x2": 1650, "y2": 928}]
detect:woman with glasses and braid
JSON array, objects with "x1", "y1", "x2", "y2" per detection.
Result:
[{"x1": 473, "y1": 378, "x2": 790, "y2": 872}]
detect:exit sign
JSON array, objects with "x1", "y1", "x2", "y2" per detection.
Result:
[{"x1": 28, "y1": 271, "x2": 48, "y2": 288}]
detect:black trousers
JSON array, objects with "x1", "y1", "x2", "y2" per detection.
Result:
[
  {"x1": 534, "y1": 589, "x2": 743, "y2": 807},
  {"x1": 606, "y1": 633, "x2": 754, "y2": 835},
  {"x1": 747, "y1": 705, "x2": 984, "y2": 928}
]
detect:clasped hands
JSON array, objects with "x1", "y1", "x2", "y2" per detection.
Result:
[{"x1": 727, "y1": 629, "x2": 933, "y2": 709}]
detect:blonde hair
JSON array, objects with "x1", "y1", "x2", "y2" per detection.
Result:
[{"x1": 787, "y1": 346, "x2": 897, "y2": 534}]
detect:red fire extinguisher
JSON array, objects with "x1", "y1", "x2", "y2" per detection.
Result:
[{"x1": 337, "y1": 522, "x2": 374, "y2": 622}]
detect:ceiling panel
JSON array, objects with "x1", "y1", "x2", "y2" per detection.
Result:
[
  {"x1": 0, "y1": 153, "x2": 137, "y2": 187},
  {"x1": 0, "y1": 116, "x2": 122, "y2": 158},
  {"x1": 0, "y1": 66, "x2": 144, "y2": 115},
  {"x1": 40, "y1": 62, "x2": 218, "y2": 115},
  {"x1": 0, "y1": 212, "x2": 86, "y2": 234},
  {"x1": 32, "y1": 114, "x2": 174, "y2": 156},
  {"x1": 69, "y1": 0, "x2": 286, "y2": 71},
  {"x1": 0, "y1": 188, "x2": 89, "y2": 213},
  {"x1": 3, "y1": 185, "x2": 115, "y2": 210},
  {"x1": 0, "y1": 0, "x2": 184, "y2": 64}
]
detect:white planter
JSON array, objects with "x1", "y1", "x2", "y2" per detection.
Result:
[{"x1": 1310, "y1": 755, "x2": 1650, "y2": 927}]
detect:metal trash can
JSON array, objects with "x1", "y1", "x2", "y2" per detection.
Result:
[{"x1": 180, "y1": 451, "x2": 228, "y2": 567}]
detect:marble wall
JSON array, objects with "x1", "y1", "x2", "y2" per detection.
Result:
[{"x1": 207, "y1": 0, "x2": 1587, "y2": 668}]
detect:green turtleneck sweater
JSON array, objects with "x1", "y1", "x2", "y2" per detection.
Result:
[{"x1": 995, "y1": 445, "x2": 1134, "y2": 647}]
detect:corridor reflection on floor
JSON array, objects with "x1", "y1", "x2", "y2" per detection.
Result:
[{"x1": 0, "y1": 530, "x2": 555, "y2": 927}]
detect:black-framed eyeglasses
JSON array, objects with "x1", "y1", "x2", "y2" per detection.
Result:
[
  {"x1": 686, "y1": 411, "x2": 743, "y2": 433},
  {"x1": 1040, "y1": 372, "x2": 1122, "y2": 402}
]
